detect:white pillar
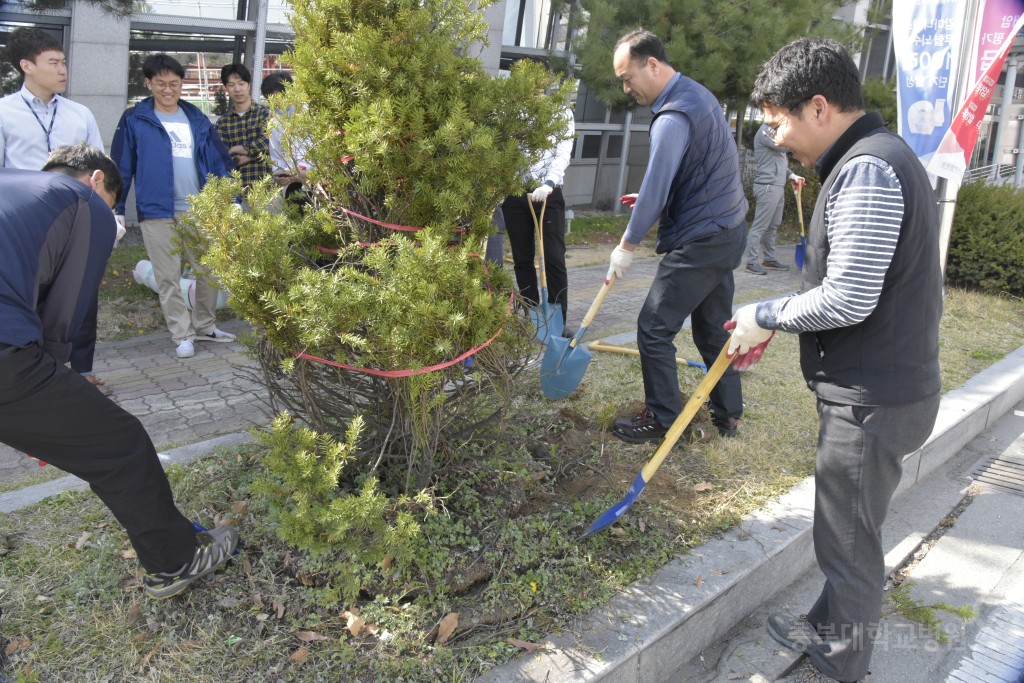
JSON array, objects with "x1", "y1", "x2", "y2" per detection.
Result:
[
  {"x1": 65, "y1": 0, "x2": 131, "y2": 150},
  {"x1": 991, "y1": 58, "x2": 1017, "y2": 180}
]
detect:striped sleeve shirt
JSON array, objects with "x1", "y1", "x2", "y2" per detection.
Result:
[{"x1": 758, "y1": 155, "x2": 904, "y2": 332}]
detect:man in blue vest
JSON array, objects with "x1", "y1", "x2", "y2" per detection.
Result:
[
  {"x1": 0, "y1": 144, "x2": 238, "y2": 600},
  {"x1": 729, "y1": 38, "x2": 942, "y2": 683},
  {"x1": 607, "y1": 29, "x2": 747, "y2": 443}
]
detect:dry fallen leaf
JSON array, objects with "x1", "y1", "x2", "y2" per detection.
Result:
[
  {"x1": 381, "y1": 553, "x2": 394, "y2": 571},
  {"x1": 436, "y1": 612, "x2": 459, "y2": 645},
  {"x1": 290, "y1": 647, "x2": 311, "y2": 663},
  {"x1": 343, "y1": 610, "x2": 375, "y2": 638},
  {"x1": 292, "y1": 630, "x2": 329, "y2": 643},
  {"x1": 609, "y1": 527, "x2": 627, "y2": 536},
  {"x1": 273, "y1": 599, "x2": 286, "y2": 619},
  {"x1": 74, "y1": 531, "x2": 91, "y2": 550},
  {"x1": 638, "y1": 519, "x2": 646, "y2": 533},
  {"x1": 231, "y1": 500, "x2": 249, "y2": 515},
  {"x1": 4, "y1": 638, "x2": 29, "y2": 656},
  {"x1": 120, "y1": 548, "x2": 137, "y2": 560},
  {"x1": 694, "y1": 482, "x2": 715, "y2": 492},
  {"x1": 694, "y1": 575, "x2": 704, "y2": 587},
  {"x1": 126, "y1": 603, "x2": 142, "y2": 626},
  {"x1": 138, "y1": 638, "x2": 162, "y2": 673},
  {"x1": 507, "y1": 637, "x2": 545, "y2": 652}
]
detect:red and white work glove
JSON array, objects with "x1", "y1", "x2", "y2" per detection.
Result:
[
  {"x1": 531, "y1": 183, "x2": 554, "y2": 203},
  {"x1": 620, "y1": 193, "x2": 638, "y2": 208},
  {"x1": 606, "y1": 244, "x2": 633, "y2": 281},
  {"x1": 789, "y1": 173, "x2": 806, "y2": 190},
  {"x1": 725, "y1": 304, "x2": 775, "y2": 371}
]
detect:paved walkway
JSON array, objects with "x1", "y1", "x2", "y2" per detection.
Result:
[{"x1": 0, "y1": 250, "x2": 802, "y2": 482}]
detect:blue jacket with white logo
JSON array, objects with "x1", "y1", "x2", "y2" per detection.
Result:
[{"x1": 110, "y1": 97, "x2": 233, "y2": 220}]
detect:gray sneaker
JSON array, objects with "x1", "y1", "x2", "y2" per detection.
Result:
[
  {"x1": 767, "y1": 611, "x2": 822, "y2": 654},
  {"x1": 745, "y1": 261, "x2": 767, "y2": 275},
  {"x1": 763, "y1": 259, "x2": 791, "y2": 271},
  {"x1": 143, "y1": 525, "x2": 239, "y2": 599}
]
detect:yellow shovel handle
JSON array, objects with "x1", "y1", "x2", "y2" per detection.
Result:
[
  {"x1": 527, "y1": 197, "x2": 549, "y2": 289},
  {"x1": 639, "y1": 339, "x2": 734, "y2": 482}
]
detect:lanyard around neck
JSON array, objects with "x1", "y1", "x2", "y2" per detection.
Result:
[{"x1": 22, "y1": 95, "x2": 58, "y2": 153}]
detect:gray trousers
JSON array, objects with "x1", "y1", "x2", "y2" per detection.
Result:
[
  {"x1": 744, "y1": 182, "x2": 784, "y2": 265},
  {"x1": 807, "y1": 393, "x2": 940, "y2": 682}
]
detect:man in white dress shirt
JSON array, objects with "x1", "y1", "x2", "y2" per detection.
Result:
[{"x1": 0, "y1": 27, "x2": 107, "y2": 390}]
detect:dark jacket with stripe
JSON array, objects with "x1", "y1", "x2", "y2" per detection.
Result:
[
  {"x1": 0, "y1": 169, "x2": 115, "y2": 362},
  {"x1": 801, "y1": 112, "x2": 942, "y2": 406}
]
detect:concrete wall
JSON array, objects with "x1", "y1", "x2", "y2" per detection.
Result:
[{"x1": 64, "y1": 0, "x2": 130, "y2": 152}]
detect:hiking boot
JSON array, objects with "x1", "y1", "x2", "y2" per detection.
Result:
[
  {"x1": 175, "y1": 338, "x2": 195, "y2": 358},
  {"x1": 767, "y1": 612, "x2": 822, "y2": 654},
  {"x1": 196, "y1": 327, "x2": 236, "y2": 343},
  {"x1": 745, "y1": 262, "x2": 767, "y2": 275},
  {"x1": 612, "y1": 408, "x2": 669, "y2": 443},
  {"x1": 143, "y1": 525, "x2": 239, "y2": 599},
  {"x1": 711, "y1": 413, "x2": 739, "y2": 438},
  {"x1": 763, "y1": 259, "x2": 791, "y2": 271}
]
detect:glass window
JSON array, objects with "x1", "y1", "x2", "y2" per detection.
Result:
[
  {"x1": 579, "y1": 133, "x2": 601, "y2": 159},
  {"x1": 140, "y1": 0, "x2": 290, "y2": 24},
  {"x1": 605, "y1": 134, "x2": 623, "y2": 159}
]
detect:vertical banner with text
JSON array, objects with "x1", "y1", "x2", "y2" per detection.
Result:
[
  {"x1": 928, "y1": 9, "x2": 1024, "y2": 181},
  {"x1": 893, "y1": 0, "x2": 969, "y2": 168}
]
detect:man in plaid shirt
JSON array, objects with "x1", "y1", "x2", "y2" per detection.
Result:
[{"x1": 215, "y1": 63, "x2": 270, "y2": 188}]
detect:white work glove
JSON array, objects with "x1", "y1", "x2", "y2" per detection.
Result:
[
  {"x1": 725, "y1": 304, "x2": 775, "y2": 370},
  {"x1": 606, "y1": 245, "x2": 633, "y2": 281},
  {"x1": 531, "y1": 183, "x2": 554, "y2": 203},
  {"x1": 789, "y1": 173, "x2": 806, "y2": 189},
  {"x1": 114, "y1": 215, "x2": 126, "y2": 247}
]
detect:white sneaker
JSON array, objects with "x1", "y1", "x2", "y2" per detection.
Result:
[
  {"x1": 176, "y1": 338, "x2": 195, "y2": 358},
  {"x1": 195, "y1": 327, "x2": 236, "y2": 343}
]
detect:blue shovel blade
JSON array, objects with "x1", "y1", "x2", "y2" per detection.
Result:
[
  {"x1": 795, "y1": 237, "x2": 806, "y2": 270},
  {"x1": 581, "y1": 471, "x2": 648, "y2": 538},
  {"x1": 529, "y1": 303, "x2": 564, "y2": 344},
  {"x1": 540, "y1": 336, "x2": 592, "y2": 400}
]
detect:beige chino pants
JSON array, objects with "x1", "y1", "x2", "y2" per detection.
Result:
[{"x1": 139, "y1": 211, "x2": 219, "y2": 344}]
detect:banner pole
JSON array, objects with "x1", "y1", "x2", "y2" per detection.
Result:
[{"x1": 936, "y1": 0, "x2": 981, "y2": 278}]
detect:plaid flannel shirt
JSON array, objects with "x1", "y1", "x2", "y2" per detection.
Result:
[{"x1": 215, "y1": 102, "x2": 272, "y2": 187}]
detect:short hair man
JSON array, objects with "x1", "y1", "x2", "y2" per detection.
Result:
[
  {"x1": 261, "y1": 72, "x2": 312, "y2": 187},
  {"x1": 743, "y1": 122, "x2": 804, "y2": 275},
  {"x1": 110, "y1": 54, "x2": 237, "y2": 359},
  {"x1": 0, "y1": 143, "x2": 238, "y2": 600},
  {"x1": 0, "y1": 26, "x2": 108, "y2": 389},
  {"x1": 729, "y1": 38, "x2": 942, "y2": 682},
  {"x1": 607, "y1": 29, "x2": 747, "y2": 443},
  {"x1": 215, "y1": 62, "x2": 271, "y2": 188}
]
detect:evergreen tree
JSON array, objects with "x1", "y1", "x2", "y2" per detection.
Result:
[
  {"x1": 187, "y1": 0, "x2": 572, "y2": 491},
  {"x1": 574, "y1": 0, "x2": 858, "y2": 114}
]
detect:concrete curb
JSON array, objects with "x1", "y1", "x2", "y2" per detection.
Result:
[
  {"x1": 0, "y1": 432, "x2": 255, "y2": 514},
  {"x1": 478, "y1": 344, "x2": 1024, "y2": 683}
]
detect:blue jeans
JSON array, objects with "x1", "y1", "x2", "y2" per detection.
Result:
[{"x1": 636, "y1": 224, "x2": 745, "y2": 426}]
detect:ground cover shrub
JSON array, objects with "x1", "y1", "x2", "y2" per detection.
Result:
[{"x1": 947, "y1": 181, "x2": 1024, "y2": 296}]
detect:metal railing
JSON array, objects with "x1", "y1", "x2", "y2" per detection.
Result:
[{"x1": 963, "y1": 163, "x2": 1016, "y2": 183}]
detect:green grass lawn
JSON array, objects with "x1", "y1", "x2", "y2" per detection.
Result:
[{"x1": 1, "y1": 288, "x2": 1021, "y2": 682}]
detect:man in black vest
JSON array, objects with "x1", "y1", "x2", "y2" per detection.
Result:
[
  {"x1": 607, "y1": 29, "x2": 747, "y2": 444},
  {"x1": 729, "y1": 38, "x2": 942, "y2": 682}
]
